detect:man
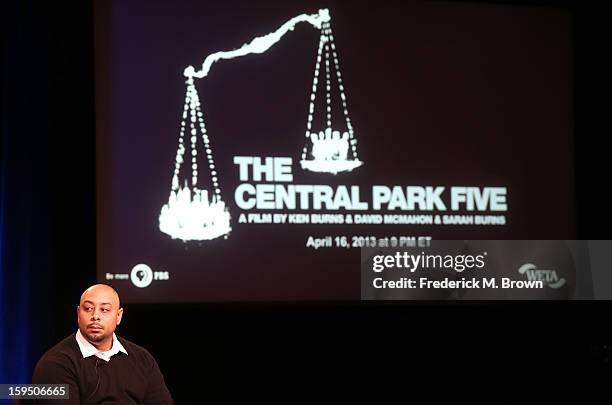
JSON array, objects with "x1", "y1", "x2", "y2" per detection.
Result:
[{"x1": 31, "y1": 284, "x2": 173, "y2": 404}]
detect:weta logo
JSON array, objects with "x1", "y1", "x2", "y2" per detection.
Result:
[{"x1": 518, "y1": 263, "x2": 566, "y2": 289}]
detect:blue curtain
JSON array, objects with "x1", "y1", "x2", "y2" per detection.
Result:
[
  {"x1": 1, "y1": 3, "x2": 94, "y2": 400},
  {"x1": 1, "y1": 1, "x2": 40, "y2": 388},
  {"x1": 0, "y1": 144, "x2": 34, "y2": 395}
]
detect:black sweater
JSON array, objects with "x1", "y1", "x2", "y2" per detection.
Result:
[{"x1": 30, "y1": 333, "x2": 172, "y2": 405}]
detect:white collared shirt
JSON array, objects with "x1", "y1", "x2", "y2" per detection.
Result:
[{"x1": 75, "y1": 329, "x2": 128, "y2": 362}]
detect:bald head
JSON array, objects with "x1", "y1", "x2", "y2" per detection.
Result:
[
  {"x1": 80, "y1": 284, "x2": 120, "y2": 308},
  {"x1": 77, "y1": 284, "x2": 123, "y2": 350}
]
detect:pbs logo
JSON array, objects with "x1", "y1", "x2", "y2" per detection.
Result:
[{"x1": 130, "y1": 264, "x2": 153, "y2": 288}]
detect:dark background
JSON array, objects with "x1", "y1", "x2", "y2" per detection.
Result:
[{"x1": 1, "y1": 0, "x2": 610, "y2": 402}]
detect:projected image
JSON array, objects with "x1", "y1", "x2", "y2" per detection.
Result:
[
  {"x1": 96, "y1": 0, "x2": 574, "y2": 302},
  {"x1": 159, "y1": 8, "x2": 361, "y2": 243}
]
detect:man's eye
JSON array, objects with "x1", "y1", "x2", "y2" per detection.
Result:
[
  {"x1": 85, "y1": 307, "x2": 92, "y2": 312},
  {"x1": 102, "y1": 308, "x2": 109, "y2": 312}
]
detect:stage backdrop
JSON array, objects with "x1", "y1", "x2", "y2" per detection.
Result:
[{"x1": 95, "y1": 0, "x2": 574, "y2": 303}]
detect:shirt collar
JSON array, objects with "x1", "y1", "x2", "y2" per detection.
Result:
[{"x1": 75, "y1": 329, "x2": 128, "y2": 362}]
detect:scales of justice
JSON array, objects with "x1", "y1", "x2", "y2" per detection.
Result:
[{"x1": 159, "y1": 9, "x2": 363, "y2": 242}]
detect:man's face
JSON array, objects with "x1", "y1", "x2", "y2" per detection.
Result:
[{"x1": 77, "y1": 285, "x2": 123, "y2": 347}]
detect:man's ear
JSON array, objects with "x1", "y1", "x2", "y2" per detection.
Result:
[{"x1": 117, "y1": 307, "x2": 123, "y2": 325}]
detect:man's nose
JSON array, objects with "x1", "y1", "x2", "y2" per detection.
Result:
[{"x1": 90, "y1": 309, "x2": 101, "y2": 320}]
